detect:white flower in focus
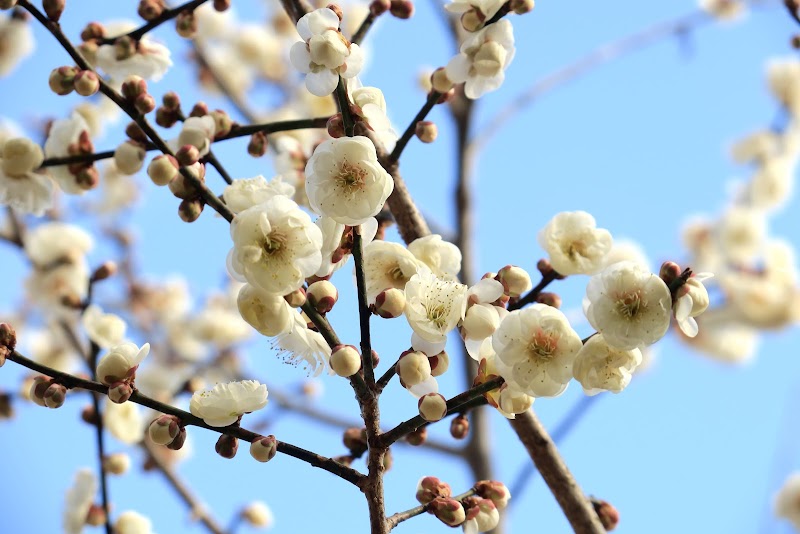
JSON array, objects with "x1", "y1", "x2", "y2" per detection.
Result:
[
  {"x1": 363, "y1": 240, "x2": 424, "y2": 302},
  {"x1": 82, "y1": 305, "x2": 127, "y2": 349},
  {"x1": 445, "y1": 0, "x2": 506, "y2": 23},
  {"x1": 0, "y1": 137, "x2": 53, "y2": 216},
  {"x1": 767, "y1": 57, "x2": 800, "y2": 117},
  {"x1": 584, "y1": 261, "x2": 672, "y2": 350},
  {"x1": 699, "y1": 0, "x2": 745, "y2": 20},
  {"x1": 224, "y1": 175, "x2": 295, "y2": 214},
  {"x1": 405, "y1": 270, "x2": 468, "y2": 343},
  {"x1": 63, "y1": 469, "x2": 97, "y2": 534},
  {"x1": 572, "y1": 334, "x2": 642, "y2": 395},
  {"x1": 170, "y1": 115, "x2": 216, "y2": 157},
  {"x1": 445, "y1": 20, "x2": 515, "y2": 99},
  {"x1": 774, "y1": 472, "x2": 800, "y2": 530},
  {"x1": 0, "y1": 13, "x2": 34, "y2": 76},
  {"x1": 228, "y1": 195, "x2": 323, "y2": 295},
  {"x1": 717, "y1": 206, "x2": 767, "y2": 264},
  {"x1": 305, "y1": 136, "x2": 393, "y2": 225},
  {"x1": 190, "y1": 380, "x2": 269, "y2": 427},
  {"x1": 538, "y1": 211, "x2": 613, "y2": 275},
  {"x1": 272, "y1": 312, "x2": 332, "y2": 376},
  {"x1": 237, "y1": 284, "x2": 294, "y2": 337},
  {"x1": 44, "y1": 112, "x2": 92, "y2": 195},
  {"x1": 492, "y1": 304, "x2": 582, "y2": 397},
  {"x1": 96, "y1": 342, "x2": 150, "y2": 386},
  {"x1": 408, "y1": 234, "x2": 462, "y2": 280},
  {"x1": 95, "y1": 30, "x2": 172, "y2": 82},
  {"x1": 104, "y1": 399, "x2": 145, "y2": 444},
  {"x1": 114, "y1": 510, "x2": 154, "y2": 534},
  {"x1": 289, "y1": 8, "x2": 364, "y2": 96},
  {"x1": 673, "y1": 273, "x2": 713, "y2": 338}
]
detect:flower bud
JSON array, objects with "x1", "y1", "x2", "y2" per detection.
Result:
[
  {"x1": 166, "y1": 426, "x2": 187, "y2": 450},
  {"x1": 462, "y1": 304, "x2": 499, "y2": 339},
  {"x1": 155, "y1": 107, "x2": 179, "y2": 128},
  {"x1": 428, "y1": 497, "x2": 465, "y2": 526},
  {"x1": 114, "y1": 35, "x2": 137, "y2": 60},
  {"x1": 49, "y1": 66, "x2": 78, "y2": 96},
  {"x1": 85, "y1": 504, "x2": 107, "y2": 527},
  {"x1": 104, "y1": 453, "x2": 131, "y2": 475},
  {"x1": 138, "y1": 0, "x2": 166, "y2": 21},
  {"x1": 431, "y1": 67, "x2": 453, "y2": 93},
  {"x1": 210, "y1": 109, "x2": 233, "y2": 138},
  {"x1": 120, "y1": 75, "x2": 147, "y2": 101},
  {"x1": 134, "y1": 93, "x2": 156, "y2": 114},
  {"x1": 75, "y1": 166, "x2": 100, "y2": 190},
  {"x1": 43, "y1": 0, "x2": 65, "y2": 21},
  {"x1": 416, "y1": 476, "x2": 451, "y2": 504},
  {"x1": 464, "y1": 498, "x2": 499, "y2": 532},
  {"x1": 250, "y1": 435, "x2": 278, "y2": 463},
  {"x1": 429, "y1": 350, "x2": 449, "y2": 377},
  {"x1": 43, "y1": 382, "x2": 67, "y2": 409},
  {"x1": 175, "y1": 9, "x2": 198, "y2": 38},
  {"x1": 124, "y1": 121, "x2": 147, "y2": 143},
  {"x1": 591, "y1": 498, "x2": 619, "y2": 531},
  {"x1": 389, "y1": 0, "x2": 414, "y2": 19},
  {"x1": 215, "y1": 434, "x2": 239, "y2": 459},
  {"x1": 114, "y1": 141, "x2": 146, "y2": 175},
  {"x1": 149, "y1": 415, "x2": 181, "y2": 445},
  {"x1": 190, "y1": 102, "x2": 209, "y2": 117},
  {"x1": 108, "y1": 381, "x2": 133, "y2": 404},
  {"x1": 213, "y1": 0, "x2": 230, "y2": 11},
  {"x1": 0, "y1": 0, "x2": 18, "y2": 9},
  {"x1": 327, "y1": 114, "x2": 345, "y2": 138},
  {"x1": 30, "y1": 376, "x2": 50, "y2": 407},
  {"x1": 460, "y1": 9, "x2": 484, "y2": 32},
  {"x1": 0, "y1": 322, "x2": 17, "y2": 358},
  {"x1": 474, "y1": 480, "x2": 510, "y2": 509},
  {"x1": 81, "y1": 404, "x2": 99, "y2": 425},
  {"x1": 497, "y1": 265, "x2": 532, "y2": 298},
  {"x1": 0, "y1": 392, "x2": 12, "y2": 419},
  {"x1": 2, "y1": 138, "x2": 43, "y2": 176},
  {"x1": 161, "y1": 90, "x2": 180, "y2": 110},
  {"x1": 536, "y1": 292, "x2": 561, "y2": 308},
  {"x1": 510, "y1": 0, "x2": 534, "y2": 14},
  {"x1": 147, "y1": 155, "x2": 179, "y2": 186},
  {"x1": 73, "y1": 70, "x2": 100, "y2": 97},
  {"x1": 178, "y1": 198, "x2": 204, "y2": 223},
  {"x1": 247, "y1": 132, "x2": 268, "y2": 158},
  {"x1": 405, "y1": 426, "x2": 427, "y2": 446},
  {"x1": 241, "y1": 502, "x2": 274, "y2": 528},
  {"x1": 418, "y1": 393, "x2": 447, "y2": 422},
  {"x1": 80, "y1": 22, "x2": 105, "y2": 41},
  {"x1": 659, "y1": 261, "x2": 682, "y2": 284},
  {"x1": 373, "y1": 288, "x2": 405, "y2": 318},
  {"x1": 330, "y1": 345, "x2": 362, "y2": 377},
  {"x1": 307, "y1": 280, "x2": 338, "y2": 313},
  {"x1": 396, "y1": 350, "x2": 431, "y2": 387},
  {"x1": 343, "y1": 427, "x2": 368, "y2": 456},
  {"x1": 370, "y1": 0, "x2": 391, "y2": 15},
  {"x1": 415, "y1": 121, "x2": 437, "y2": 143},
  {"x1": 175, "y1": 144, "x2": 200, "y2": 166},
  {"x1": 450, "y1": 413, "x2": 469, "y2": 439},
  {"x1": 284, "y1": 288, "x2": 306, "y2": 308}
]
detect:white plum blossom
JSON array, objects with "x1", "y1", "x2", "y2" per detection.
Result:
[
  {"x1": 92, "y1": 161, "x2": 139, "y2": 214},
  {"x1": 315, "y1": 215, "x2": 346, "y2": 277},
  {"x1": 774, "y1": 472, "x2": 800, "y2": 530},
  {"x1": 237, "y1": 283, "x2": 294, "y2": 337},
  {"x1": 0, "y1": 12, "x2": 34, "y2": 76},
  {"x1": 584, "y1": 261, "x2": 672, "y2": 350},
  {"x1": 104, "y1": 399, "x2": 144, "y2": 444},
  {"x1": 44, "y1": 112, "x2": 92, "y2": 195},
  {"x1": 404, "y1": 269, "x2": 468, "y2": 344},
  {"x1": 572, "y1": 334, "x2": 643, "y2": 395},
  {"x1": 289, "y1": 8, "x2": 364, "y2": 96},
  {"x1": 0, "y1": 137, "x2": 53, "y2": 216},
  {"x1": 190, "y1": 380, "x2": 269, "y2": 427},
  {"x1": 114, "y1": 511, "x2": 154, "y2": 534},
  {"x1": 191, "y1": 295, "x2": 252, "y2": 348},
  {"x1": 492, "y1": 304, "x2": 582, "y2": 397},
  {"x1": 305, "y1": 136, "x2": 393, "y2": 225},
  {"x1": 25, "y1": 262, "x2": 90, "y2": 318},
  {"x1": 82, "y1": 305, "x2": 127, "y2": 349},
  {"x1": 363, "y1": 240, "x2": 425, "y2": 303},
  {"x1": 223, "y1": 175, "x2": 295, "y2": 214},
  {"x1": 95, "y1": 23, "x2": 172, "y2": 81},
  {"x1": 228, "y1": 195, "x2": 323, "y2": 295},
  {"x1": 445, "y1": 19, "x2": 515, "y2": 99},
  {"x1": 351, "y1": 85, "x2": 398, "y2": 150},
  {"x1": 673, "y1": 273, "x2": 713, "y2": 337},
  {"x1": 63, "y1": 469, "x2": 97, "y2": 534},
  {"x1": 272, "y1": 312, "x2": 332, "y2": 376},
  {"x1": 96, "y1": 342, "x2": 150, "y2": 386},
  {"x1": 24, "y1": 222, "x2": 93, "y2": 266},
  {"x1": 408, "y1": 234, "x2": 462, "y2": 281},
  {"x1": 538, "y1": 211, "x2": 613, "y2": 275}
]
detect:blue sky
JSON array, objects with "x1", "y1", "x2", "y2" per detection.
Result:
[{"x1": 1, "y1": 1, "x2": 799, "y2": 533}]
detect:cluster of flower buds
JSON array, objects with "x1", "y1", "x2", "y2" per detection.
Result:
[
  {"x1": 148, "y1": 414, "x2": 186, "y2": 450},
  {"x1": 29, "y1": 376, "x2": 67, "y2": 409},
  {"x1": 121, "y1": 74, "x2": 156, "y2": 115},
  {"x1": 156, "y1": 91, "x2": 181, "y2": 128},
  {"x1": 343, "y1": 427, "x2": 368, "y2": 457},
  {"x1": 416, "y1": 477, "x2": 509, "y2": 530}
]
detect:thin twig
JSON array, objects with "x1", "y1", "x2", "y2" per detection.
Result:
[
  {"x1": 99, "y1": 0, "x2": 209, "y2": 44},
  {"x1": 509, "y1": 270, "x2": 559, "y2": 311},
  {"x1": 351, "y1": 12, "x2": 377, "y2": 45},
  {"x1": 352, "y1": 227, "x2": 375, "y2": 388},
  {"x1": 385, "y1": 488, "x2": 477, "y2": 530},
  {"x1": 388, "y1": 91, "x2": 441, "y2": 163},
  {"x1": 336, "y1": 77, "x2": 356, "y2": 137},
  {"x1": 202, "y1": 151, "x2": 233, "y2": 185}
]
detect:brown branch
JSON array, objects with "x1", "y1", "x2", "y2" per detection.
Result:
[
  {"x1": 509, "y1": 270, "x2": 559, "y2": 311},
  {"x1": 388, "y1": 91, "x2": 441, "y2": 164},
  {"x1": 351, "y1": 12, "x2": 377, "y2": 45},
  {"x1": 352, "y1": 227, "x2": 376, "y2": 388},
  {"x1": 99, "y1": 0, "x2": 209, "y2": 44},
  {"x1": 509, "y1": 411, "x2": 605, "y2": 534}
]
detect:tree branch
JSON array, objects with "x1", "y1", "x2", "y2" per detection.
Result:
[
  {"x1": 99, "y1": 0, "x2": 209, "y2": 44},
  {"x1": 388, "y1": 91, "x2": 441, "y2": 164}
]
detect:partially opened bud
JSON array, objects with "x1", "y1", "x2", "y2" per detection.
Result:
[
  {"x1": 418, "y1": 393, "x2": 447, "y2": 422},
  {"x1": 250, "y1": 435, "x2": 278, "y2": 463},
  {"x1": 307, "y1": 280, "x2": 338, "y2": 314},
  {"x1": 497, "y1": 265, "x2": 532, "y2": 298},
  {"x1": 464, "y1": 498, "x2": 499, "y2": 532},
  {"x1": 429, "y1": 350, "x2": 449, "y2": 377},
  {"x1": 416, "y1": 476, "x2": 451, "y2": 504},
  {"x1": 149, "y1": 415, "x2": 181, "y2": 445},
  {"x1": 147, "y1": 155, "x2": 179, "y2": 186},
  {"x1": 114, "y1": 141, "x2": 146, "y2": 175},
  {"x1": 330, "y1": 345, "x2": 362, "y2": 377},
  {"x1": 474, "y1": 480, "x2": 510, "y2": 509},
  {"x1": 108, "y1": 381, "x2": 133, "y2": 404},
  {"x1": 73, "y1": 71, "x2": 100, "y2": 97},
  {"x1": 428, "y1": 497, "x2": 465, "y2": 526},
  {"x1": 396, "y1": 350, "x2": 431, "y2": 387},
  {"x1": 374, "y1": 288, "x2": 405, "y2": 318},
  {"x1": 215, "y1": 434, "x2": 239, "y2": 459}
]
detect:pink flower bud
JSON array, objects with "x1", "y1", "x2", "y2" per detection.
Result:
[
  {"x1": 120, "y1": 75, "x2": 147, "y2": 101},
  {"x1": 450, "y1": 414, "x2": 469, "y2": 439},
  {"x1": 592, "y1": 498, "x2": 619, "y2": 531},
  {"x1": 327, "y1": 114, "x2": 345, "y2": 138},
  {"x1": 659, "y1": 261, "x2": 682, "y2": 285},
  {"x1": 405, "y1": 426, "x2": 427, "y2": 446},
  {"x1": 166, "y1": 426, "x2": 187, "y2": 450},
  {"x1": 247, "y1": 132, "x2": 268, "y2": 157},
  {"x1": 162, "y1": 91, "x2": 181, "y2": 110},
  {"x1": 215, "y1": 434, "x2": 239, "y2": 459},
  {"x1": 48, "y1": 66, "x2": 77, "y2": 96},
  {"x1": 43, "y1": 383, "x2": 67, "y2": 409},
  {"x1": 149, "y1": 415, "x2": 181, "y2": 445},
  {"x1": 536, "y1": 292, "x2": 561, "y2": 308},
  {"x1": 474, "y1": 480, "x2": 510, "y2": 509},
  {"x1": 428, "y1": 497, "x2": 465, "y2": 526},
  {"x1": 250, "y1": 435, "x2": 278, "y2": 463},
  {"x1": 43, "y1": 0, "x2": 64, "y2": 21},
  {"x1": 73, "y1": 70, "x2": 100, "y2": 97},
  {"x1": 134, "y1": 93, "x2": 156, "y2": 114},
  {"x1": 125, "y1": 122, "x2": 147, "y2": 143},
  {"x1": 330, "y1": 345, "x2": 362, "y2": 378},
  {"x1": 108, "y1": 381, "x2": 133, "y2": 404},
  {"x1": 137, "y1": 0, "x2": 166, "y2": 21},
  {"x1": 213, "y1": 0, "x2": 230, "y2": 11},
  {"x1": 389, "y1": 0, "x2": 414, "y2": 19},
  {"x1": 416, "y1": 476, "x2": 451, "y2": 504},
  {"x1": 80, "y1": 22, "x2": 105, "y2": 41},
  {"x1": 189, "y1": 102, "x2": 209, "y2": 117},
  {"x1": 175, "y1": 144, "x2": 200, "y2": 166},
  {"x1": 307, "y1": 280, "x2": 338, "y2": 314},
  {"x1": 370, "y1": 0, "x2": 391, "y2": 15},
  {"x1": 85, "y1": 504, "x2": 107, "y2": 526},
  {"x1": 327, "y1": 3, "x2": 344, "y2": 20}
]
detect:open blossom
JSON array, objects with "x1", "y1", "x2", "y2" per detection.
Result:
[
  {"x1": 0, "y1": 137, "x2": 53, "y2": 216},
  {"x1": 405, "y1": 270, "x2": 468, "y2": 343},
  {"x1": 775, "y1": 472, "x2": 800, "y2": 530},
  {"x1": 190, "y1": 380, "x2": 268, "y2": 427},
  {"x1": 63, "y1": 469, "x2": 97, "y2": 534},
  {"x1": 237, "y1": 283, "x2": 294, "y2": 337},
  {"x1": 82, "y1": 305, "x2": 127, "y2": 349},
  {"x1": 584, "y1": 261, "x2": 672, "y2": 350},
  {"x1": 223, "y1": 175, "x2": 295, "y2": 214},
  {"x1": 272, "y1": 312, "x2": 332, "y2": 376},
  {"x1": 0, "y1": 12, "x2": 34, "y2": 76},
  {"x1": 114, "y1": 511, "x2": 154, "y2": 534},
  {"x1": 363, "y1": 240, "x2": 425, "y2": 302},
  {"x1": 445, "y1": 19, "x2": 515, "y2": 99},
  {"x1": 673, "y1": 273, "x2": 713, "y2": 337},
  {"x1": 538, "y1": 211, "x2": 613, "y2": 275},
  {"x1": 409, "y1": 234, "x2": 462, "y2": 280},
  {"x1": 96, "y1": 342, "x2": 150, "y2": 386},
  {"x1": 492, "y1": 304, "x2": 582, "y2": 397},
  {"x1": 43, "y1": 112, "x2": 92, "y2": 195},
  {"x1": 289, "y1": 8, "x2": 364, "y2": 96},
  {"x1": 305, "y1": 136, "x2": 393, "y2": 225},
  {"x1": 95, "y1": 23, "x2": 172, "y2": 81},
  {"x1": 228, "y1": 195, "x2": 323, "y2": 295},
  {"x1": 573, "y1": 334, "x2": 643, "y2": 395}
]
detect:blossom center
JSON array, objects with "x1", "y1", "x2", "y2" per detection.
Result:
[
  {"x1": 425, "y1": 303, "x2": 450, "y2": 329},
  {"x1": 336, "y1": 161, "x2": 367, "y2": 192},
  {"x1": 262, "y1": 230, "x2": 289, "y2": 258},
  {"x1": 470, "y1": 41, "x2": 506, "y2": 77},
  {"x1": 615, "y1": 291, "x2": 645, "y2": 318},
  {"x1": 526, "y1": 329, "x2": 557, "y2": 361}
]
